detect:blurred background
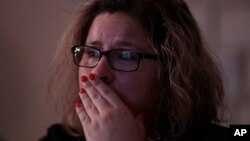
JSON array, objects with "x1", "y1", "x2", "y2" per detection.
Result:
[{"x1": 0, "y1": 0, "x2": 249, "y2": 140}]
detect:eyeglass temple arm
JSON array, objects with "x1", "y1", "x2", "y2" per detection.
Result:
[{"x1": 143, "y1": 53, "x2": 158, "y2": 60}]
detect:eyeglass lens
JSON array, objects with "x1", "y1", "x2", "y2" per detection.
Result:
[{"x1": 73, "y1": 46, "x2": 140, "y2": 71}]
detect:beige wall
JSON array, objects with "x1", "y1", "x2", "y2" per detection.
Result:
[
  {"x1": 186, "y1": 0, "x2": 250, "y2": 124},
  {"x1": 0, "y1": 0, "x2": 81, "y2": 140},
  {"x1": 0, "y1": 0, "x2": 249, "y2": 141}
]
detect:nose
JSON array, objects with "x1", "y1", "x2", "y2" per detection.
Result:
[{"x1": 90, "y1": 57, "x2": 115, "y2": 83}]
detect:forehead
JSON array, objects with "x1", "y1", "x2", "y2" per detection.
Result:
[
  {"x1": 85, "y1": 12, "x2": 152, "y2": 51},
  {"x1": 96, "y1": 12, "x2": 145, "y2": 27},
  {"x1": 89, "y1": 12, "x2": 148, "y2": 37}
]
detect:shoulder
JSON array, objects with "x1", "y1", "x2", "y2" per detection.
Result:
[
  {"x1": 39, "y1": 124, "x2": 84, "y2": 141},
  {"x1": 180, "y1": 122, "x2": 229, "y2": 141}
]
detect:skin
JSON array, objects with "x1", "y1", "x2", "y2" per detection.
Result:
[{"x1": 75, "y1": 12, "x2": 161, "y2": 141}]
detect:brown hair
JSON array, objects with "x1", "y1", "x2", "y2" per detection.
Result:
[{"x1": 48, "y1": 0, "x2": 225, "y2": 140}]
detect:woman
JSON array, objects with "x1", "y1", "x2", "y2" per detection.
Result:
[{"x1": 41, "y1": 0, "x2": 229, "y2": 140}]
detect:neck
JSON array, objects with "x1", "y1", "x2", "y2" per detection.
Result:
[{"x1": 145, "y1": 120, "x2": 161, "y2": 141}]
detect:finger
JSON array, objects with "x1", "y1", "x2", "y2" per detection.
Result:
[
  {"x1": 80, "y1": 75, "x2": 111, "y2": 111},
  {"x1": 88, "y1": 74, "x2": 125, "y2": 107},
  {"x1": 79, "y1": 88, "x2": 99, "y2": 118},
  {"x1": 75, "y1": 102, "x2": 91, "y2": 125}
]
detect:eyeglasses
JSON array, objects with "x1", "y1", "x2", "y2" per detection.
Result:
[{"x1": 71, "y1": 45, "x2": 158, "y2": 72}]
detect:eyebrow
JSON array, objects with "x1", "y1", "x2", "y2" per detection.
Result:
[
  {"x1": 87, "y1": 40, "x2": 102, "y2": 46},
  {"x1": 113, "y1": 40, "x2": 133, "y2": 47},
  {"x1": 86, "y1": 40, "x2": 136, "y2": 49}
]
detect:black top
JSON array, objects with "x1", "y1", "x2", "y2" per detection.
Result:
[
  {"x1": 179, "y1": 122, "x2": 229, "y2": 141},
  {"x1": 40, "y1": 123, "x2": 229, "y2": 141},
  {"x1": 39, "y1": 124, "x2": 84, "y2": 141}
]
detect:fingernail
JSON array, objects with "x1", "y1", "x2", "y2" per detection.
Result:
[
  {"x1": 89, "y1": 74, "x2": 95, "y2": 80},
  {"x1": 79, "y1": 88, "x2": 86, "y2": 94},
  {"x1": 75, "y1": 102, "x2": 81, "y2": 108},
  {"x1": 81, "y1": 75, "x2": 88, "y2": 82}
]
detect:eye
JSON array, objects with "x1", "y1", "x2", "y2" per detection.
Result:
[
  {"x1": 87, "y1": 49, "x2": 100, "y2": 58},
  {"x1": 118, "y1": 51, "x2": 138, "y2": 61}
]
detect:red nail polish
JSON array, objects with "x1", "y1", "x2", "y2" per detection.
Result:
[
  {"x1": 75, "y1": 102, "x2": 81, "y2": 108},
  {"x1": 81, "y1": 75, "x2": 88, "y2": 82},
  {"x1": 89, "y1": 74, "x2": 95, "y2": 80},
  {"x1": 80, "y1": 88, "x2": 86, "y2": 94}
]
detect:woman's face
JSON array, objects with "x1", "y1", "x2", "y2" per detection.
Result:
[{"x1": 79, "y1": 12, "x2": 160, "y2": 117}]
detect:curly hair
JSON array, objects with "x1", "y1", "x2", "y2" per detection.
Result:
[{"x1": 48, "y1": 0, "x2": 225, "y2": 140}]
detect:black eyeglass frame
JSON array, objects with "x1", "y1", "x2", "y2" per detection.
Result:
[{"x1": 71, "y1": 45, "x2": 158, "y2": 72}]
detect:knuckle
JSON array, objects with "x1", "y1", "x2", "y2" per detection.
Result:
[
  {"x1": 91, "y1": 121, "x2": 100, "y2": 130},
  {"x1": 103, "y1": 88, "x2": 111, "y2": 95},
  {"x1": 102, "y1": 113, "x2": 114, "y2": 123},
  {"x1": 92, "y1": 92, "x2": 99, "y2": 99},
  {"x1": 94, "y1": 79, "x2": 102, "y2": 86},
  {"x1": 78, "y1": 112, "x2": 90, "y2": 123},
  {"x1": 81, "y1": 115, "x2": 89, "y2": 122},
  {"x1": 85, "y1": 103, "x2": 93, "y2": 110}
]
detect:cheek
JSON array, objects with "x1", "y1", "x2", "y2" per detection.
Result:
[{"x1": 114, "y1": 73, "x2": 160, "y2": 114}]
